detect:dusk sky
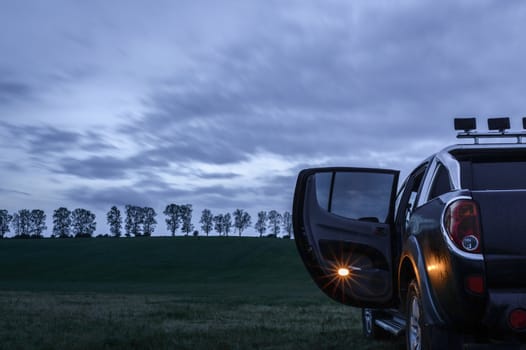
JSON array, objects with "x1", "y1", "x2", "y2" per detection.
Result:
[{"x1": 2, "y1": 1, "x2": 526, "y2": 236}]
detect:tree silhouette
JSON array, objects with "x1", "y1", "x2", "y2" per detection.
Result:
[
  {"x1": 29, "y1": 209, "x2": 47, "y2": 237},
  {"x1": 282, "y1": 211, "x2": 292, "y2": 239},
  {"x1": 0, "y1": 210, "x2": 12, "y2": 238},
  {"x1": 268, "y1": 210, "x2": 282, "y2": 237},
  {"x1": 71, "y1": 208, "x2": 96, "y2": 237},
  {"x1": 180, "y1": 204, "x2": 193, "y2": 236},
  {"x1": 12, "y1": 209, "x2": 31, "y2": 237},
  {"x1": 222, "y1": 213, "x2": 232, "y2": 237},
  {"x1": 213, "y1": 214, "x2": 224, "y2": 236},
  {"x1": 200, "y1": 209, "x2": 213, "y2": 236},
  {"x1": 255, "y1": 211, "x2": 267, "y2": 237},
  {"x1": 125, "y1": 205, "x2": 143, "y2": 237},
  {"x1": 142, "y1": 207, "x2": 157, "y2": 236},
  {"x1": 233, "y1": 209, "x2": 251, "y2": 236},
  {"x1": 164, "y1": 204, "x2": 181, "y2": 236},
  {"x1": 53, "y1": 207, "x2": 71, "y2": 238},
  {"x1": 106, "y1": 206, "x2": 122, "y2": 237}
]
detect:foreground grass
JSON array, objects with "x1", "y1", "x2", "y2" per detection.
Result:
[
  {"x1": 0, "y1": 237, "x2": 404, "y2": 349},
  {"x1": 0, "y1": 292, "x2": 403, "y2": 350}
]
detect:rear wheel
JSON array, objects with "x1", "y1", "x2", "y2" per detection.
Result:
[
  {"x1": 362, "y1": 308, "x2": 389, "y2": 339},
  {"x1": 406, "y1": 281, "x2": 423, "y2": 350},
  {"x1": 406, "y1": 279, "x2": 462, "y2": 350}
]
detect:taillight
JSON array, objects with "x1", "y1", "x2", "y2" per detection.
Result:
[
  {"x1": 509, "y1": 309, "x2": 526, "y2": 330},
  {"x1": 465, "y1": 275, "x2": 484, "y2": 294},
  {"x1": 444, "y1": 199, "x2": 482, "y2": 254}
]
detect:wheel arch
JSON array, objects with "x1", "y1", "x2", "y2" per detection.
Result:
[{"x1": 399, "y1": 237, "x2": 446, "y2": 326}]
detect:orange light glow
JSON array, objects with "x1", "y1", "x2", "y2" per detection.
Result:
[
  {"x1": 427, "y1": 264, "x2": 440, "y2": 272},
  {"x1": 337, "y1": 267, "x2": 350, "y2": 277}
]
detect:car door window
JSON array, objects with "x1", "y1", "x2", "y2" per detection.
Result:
[
  {"x1": 315, "y1": 172, "x2": 332, "y2": 210},
  {"x1": 315, "y1": 171, "x2": 396, "y2": 224}
]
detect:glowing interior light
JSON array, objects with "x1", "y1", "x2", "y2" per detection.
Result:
[{"x1": 337, "y1": 268, "x2": 350, "y2": 277}]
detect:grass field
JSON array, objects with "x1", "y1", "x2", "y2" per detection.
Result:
[{"x1": 0, "y1": 237, "x2": 403, "y2": 349}]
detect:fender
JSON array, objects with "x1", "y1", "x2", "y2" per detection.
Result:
[{"x1": 400, "y1": 235, "x2": 446, "y2": 326}]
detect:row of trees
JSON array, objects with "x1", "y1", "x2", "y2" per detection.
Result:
[{"x1": 0, "y1": 206, "x2": 293, "y2": 239}]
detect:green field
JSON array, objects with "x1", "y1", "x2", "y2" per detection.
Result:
[{"x1": 0, "y1": 237, "x2": 403, "y2": 349}]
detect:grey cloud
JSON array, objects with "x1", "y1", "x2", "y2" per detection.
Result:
[
  {"x1": 28, "y1": 127, "x2": 81, "y2": 154},
  {"x1": 0, "y1": 122, "x2": 77, "y2": 153},
  {"x1": 64, "y1": 186, "x2": 155, "y2": 210},
  {"x1": 195, "y1": 172, "x2": 240, "y2": 180},
  {"x1": 0, "y1": 80, "x2": 33, "y2": 104},
  {"x1": 186, "y1": 188, "x2": 264, "y2": 213},
  {"x1": 133, "y1": 173, "x2": 171, "y2": 190},
  {"x1": 128, "y1": 152, "x2": 171, "y2": 169},
  {"x1": 61, "y1": 174, "x2": 290, "y2": 216},
  {"x1": 119, "y1": 119, "x2": 252, "y2": 165},
  {"x1": 58, "y1": 156, "x2": 129, "y2": 179},
  {"x1": 0, "y1": 160, "x2": 24, "y2": 172},
  {"x1": 186, "y1": 177, "x2": 296, "y2": 213},
  {"x1": 47, "y1": 64, "x2": 100, "y2": 85},
  {"x1": 0, "y1": 187, "x2": 31, "y2": 196},
  {"x1": 190, "y1": 184, "x2": 256, "y2": 197},
  {"x1": 257, "y1": 175, "x2": 296, "y2": 198},
  {"x1": 151, "y1": 141, "x2": 249, "y2": 165},
  {"x1": 124, "y1": 2, "x2": 485, "y2": 166},
  {"x1": 57, "y1": 152, "x2": 171, "y2": 180},
  {"x1": 81, "y1": 140, "x2": 117, "y2": 153},
  {"x1": 0, "y1": 122, "x2": 114, "y2": 155},
  {"x1": 350, "y1": 2, "x2": 526, "y2": 112}
]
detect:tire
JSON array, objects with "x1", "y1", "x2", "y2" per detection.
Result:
[
  {"x1": 362, "y1": 308, "x2": 389, "y2": 339},
  {"x1": 406, "y1": 279, "x2": 462, "y2": 350},
  {"x1": 406, "y1": 280, "x2": 424, "y2": 350}
]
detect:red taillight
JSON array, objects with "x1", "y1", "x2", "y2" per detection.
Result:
[
  {"x1": 509, "y1": 309, "x2": 526, "y2": 330},
  {"x1": 465, "y1": 275, "x2": 484, "y2": 295},
  {"x1": 444, "y1": 199, "x2": 482, "y2": 254}
]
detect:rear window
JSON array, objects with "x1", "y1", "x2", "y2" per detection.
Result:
[
  {"x1": 452, "y1": 149, "x2": 526, "y2": 190},
  {"x1": 468, "y1": 161, "x2": 526, "y2": 190}
]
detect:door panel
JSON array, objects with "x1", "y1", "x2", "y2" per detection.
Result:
[{"x1": 293, "y1": 167, "x2": 399, "y2": 307}]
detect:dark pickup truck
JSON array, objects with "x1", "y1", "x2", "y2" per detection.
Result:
[{"x1": 292, "y1": 118, "x2": 526, "y2": 349}]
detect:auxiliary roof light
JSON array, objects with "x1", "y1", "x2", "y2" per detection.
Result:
[
  {"x1": 454, "y1": 117, "x2": 477, "y2": 132},
  {"x1": 456, "y1": 116, "x2": 526, "y2": 144},
  {"x1": 488, "y1": 117, "x2": 510, "y2": 132}
]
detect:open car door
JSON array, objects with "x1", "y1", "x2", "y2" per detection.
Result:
[{"x1": 293, "y1": 167, "x2": 399, "y2": 308}]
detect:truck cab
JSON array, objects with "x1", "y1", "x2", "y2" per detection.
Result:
[{"x1": 293, "y1": 118, "x2": 526, "y2": 349}]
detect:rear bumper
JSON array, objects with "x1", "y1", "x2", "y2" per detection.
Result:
[
  {"x1": 464, "y1": 345, "x2": 526, "y2": 349},
  {"x1": 481, "y1": 290, "x2": 526, "y2": 341}
]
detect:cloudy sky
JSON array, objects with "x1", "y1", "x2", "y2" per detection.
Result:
[{"x1": 2, "y1": 0, "x2": 526, "y2": 236}]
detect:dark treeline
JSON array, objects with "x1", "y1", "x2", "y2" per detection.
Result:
[{"x1": 0, "y1": 206, "x2": 293, "y2": 239}]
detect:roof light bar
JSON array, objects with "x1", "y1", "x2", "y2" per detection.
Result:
[
  {"x1": 488, "y1": 117, "x2": 510, "y2": 132},
  {"x1": 455, "y1": 117, "x2": 526, "y2": 144},
  {"x1": 454, "y1": 118, "x2": 477, "y2": 132}
]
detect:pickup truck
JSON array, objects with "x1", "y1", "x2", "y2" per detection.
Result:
[{"x1": 292, "y1": 118, "x2": 526, "y2": 349}]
